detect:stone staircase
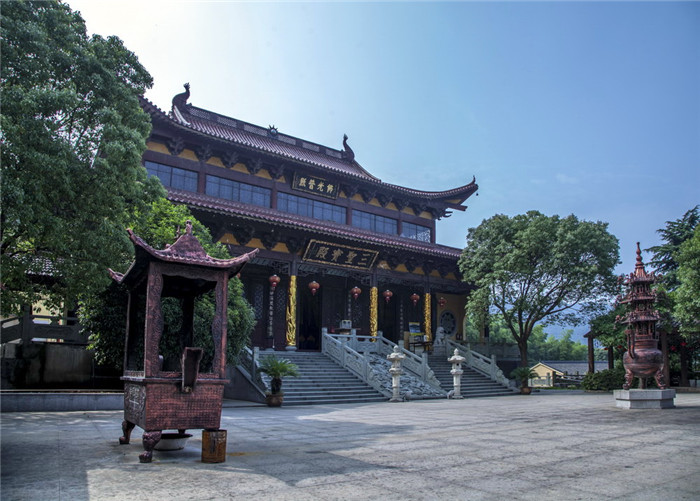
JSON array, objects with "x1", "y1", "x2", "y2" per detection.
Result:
[
  {"x1": 269, "y1": 351, "x2": 386, "y2": 406},
  {"x1": 427, "y1": 353, "x2": 515, "y2": 398}
]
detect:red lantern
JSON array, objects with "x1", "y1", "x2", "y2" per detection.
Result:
[
  {"x1": 410, "y1": 293, "x2": 420, "y2": 307},
  {"x1": 269, "y1": 274, "x2": 280, "y2": 290},
  {"x1": 308, "y1": 280, "x2": 320, "y2": 296},
  {"x1": 351, "y1": 286, "x2": 361, "y2": 300},
  {"x1": 438, "y1": 297, "x2": 447, "y2": 308},
  {"x1": 382, "y1": 290, "x2": 393, "y2": 303}
]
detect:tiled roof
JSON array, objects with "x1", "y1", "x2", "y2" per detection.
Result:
[
  {"x1": 109, "y1": 221, "x2": 258, "y2": 285},
  {"x1": 534, "y1": 361, "x2": 607, "y2": 374},
  {"x1": 184, "y1": 107, "x2": 380, "y2": 182},
  {"x1": 140, "y1": 95, "x2": 478, "y2": 205},
  {"x1": 167, "y1": 189, "x2": 463, "y2": 261}
]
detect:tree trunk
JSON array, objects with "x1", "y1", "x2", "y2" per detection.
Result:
[
  {"x1": 680, "y1": 347, "x2": 689, "y2": 387},
  {"x1": 586, "y1": 334, "x2": 595, "y2": 374},
  {"x1": 518, "y1": 339, "x2": 529, "y2": 367}
]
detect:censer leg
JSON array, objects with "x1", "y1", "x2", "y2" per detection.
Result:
[
  {"x1": 654, "y1": 366, "x2": 667, "y2": 390},
  {"x1": 119, "y1": 420, "x2": 136, "y2": 445},
  {"x1": 623, "y1": 368, "x2": 634, "y2": 390},
  {"x1": 139, "y1": 431, "x2": 162, "y2": 463}
]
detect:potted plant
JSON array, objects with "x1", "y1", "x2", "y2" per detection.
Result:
[
  {"x1": 259, "y1": 355, "x2": 300, "y2": 406},
  {"x1": 510, "y1": 366, "x2": 538, "y2": 394}
]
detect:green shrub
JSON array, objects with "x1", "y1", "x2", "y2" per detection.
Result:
[{"x1": 581, "y1": 365, "x2": 625, "y2": 391}]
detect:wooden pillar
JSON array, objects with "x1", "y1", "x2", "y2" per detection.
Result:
[
  {"x1": 212, "y1": 273, "x2": 227, "y2": 377},
  {"x1": 423, "y1": 292, "x2": 432, "y2": 343},
  {"x1": 285, "y1": 274, "x2": 297, "y2": 350},
  {"x1": 144, "y1": 266, "x2": 164, "y2": 377},
  {"x1": 369, "y1": 286, "x2": 378, "y2": 338}
]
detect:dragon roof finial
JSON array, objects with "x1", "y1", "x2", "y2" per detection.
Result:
[
  {"x1": 342, "y1": 134, "x2": 355, "y2": 162},
  {"x1": 172, "y1": 82, "x2": 190, "y2": 112}
]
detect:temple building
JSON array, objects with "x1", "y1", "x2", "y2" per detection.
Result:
[{"x1": 139, "y1": 84, "x2": 478, "y2": 352}]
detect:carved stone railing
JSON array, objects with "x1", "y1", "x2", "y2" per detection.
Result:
[
  {"x1": 1, "y1": 315, "x2": 85, "y2": 345},
  {"x1": 237, "y1": 346, "x2": 266, "y2": 393},
  {"x1": 322, "y1": 332, "x2": 391, "y2": 398},
  {"x1": 446, "y1": 339, "x2": 510, "y2": 387},
  {"x1": 322, "y1": 331, "x2": 441, "y2": 392}
]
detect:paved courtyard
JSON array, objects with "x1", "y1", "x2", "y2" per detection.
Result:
[{"x1": 1, "y1": 391, "x2": 699, "y2": 500}]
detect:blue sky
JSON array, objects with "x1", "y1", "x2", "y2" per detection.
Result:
[{"x1": 68, "y1": 0, "x2": 699, "y2": 279}]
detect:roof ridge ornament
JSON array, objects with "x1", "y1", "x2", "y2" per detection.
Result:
[
  {"x1": 172, "y1": 82, "x2": 190, "y2": 112},
  {"x1": 341, "y1": 134, "x2": 355, "y2": 162}
]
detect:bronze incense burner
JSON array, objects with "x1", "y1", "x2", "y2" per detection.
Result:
[
  {"x1": 617, "y1": 243, "x2": 666, "y2": 390},
  {"x1": 110, "y1": 221, "x2": 257, "y2": 462}
]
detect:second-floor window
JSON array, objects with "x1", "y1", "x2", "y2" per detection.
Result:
[
  {"x1": 278, "y1": 193, "x2": 345, "y2": 224},
  {"x1": 205, "y1": 175, "x2": 271, "y2": 207},
  {"x1": 401, "y1": 222, "x2": 432, "y2": 242},
  {"x1": 351, "y1": 210, "x2": 398, "y2": 235},
  {"x1": 145, "y1": 161, "x2": 197, "y2": 192}
]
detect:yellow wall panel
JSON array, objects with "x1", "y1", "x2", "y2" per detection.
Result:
[
  {"x1": 146, "y1": 141, "x2": 170, "y2": 155},
  {"x1": 218, "y1": 233, "x2": 237, "y2": 245},
  {"x1": 179, "y1": 149, "x2": 198, "y2": 161},
  {"x1": 271, "y1": 242, "x2": 288, "y2": 253},
  {"x1": 247, "y1": 238, "x2": 266, "y2": 250},
  {"x1": 207, "y1": 156, "x2": 225, "y2": 168}
]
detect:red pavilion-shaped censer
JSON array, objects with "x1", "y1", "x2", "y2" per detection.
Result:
[
  {"x1": 617, "y1": 243, "x2": 666, "y2": 390},
  {"x1": 110, "y1": 221, "x2": 257, "y2": 462}
]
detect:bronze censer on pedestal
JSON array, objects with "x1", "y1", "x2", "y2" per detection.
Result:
[{"x1": 617, "y1": 243, "x2": 666, "y2": 390}]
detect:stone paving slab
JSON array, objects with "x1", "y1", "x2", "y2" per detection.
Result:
[{"x1": 1, "y1": 392, "x2": 699, "y2": 500}]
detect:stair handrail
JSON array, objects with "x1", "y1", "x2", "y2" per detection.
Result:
[
  {"x1": 237, "y1": 346, "x2": 267, "y2": 393},
  {"x1": 324, "y1": 332, "x2": 441, "y2": 390},
  {"x1": 446, "y1": 339, "x2": 509, "y2": 386},
  {"x1": 322, "y1": 332, "x2": 391, "y2": 398}
]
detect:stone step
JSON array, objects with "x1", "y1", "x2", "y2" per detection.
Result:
[
  {"x1": 427, "y1": 355, "x2": 514, "y2": 397},
  {"x1": 260, "y1": 351, "x2": 385, "y2": 406},
  {"x1": 283, "y1": 395, "x2": 387, "y2": 405}
]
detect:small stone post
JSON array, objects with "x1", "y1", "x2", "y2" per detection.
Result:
[
  {"x1": 448, "y1": 349, "x2": 466, "y2": 399},
  {"x1": 387, "y1": 346, "x2": 405, "y2": 402}
]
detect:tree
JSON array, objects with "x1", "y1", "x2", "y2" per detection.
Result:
[
  {"x1": 674, "y1": 226, "x2": 700, "y2": 336},
  {"x1": 647, "y1": 207, "x2": 699, "y2": 385},
  {"x1": 647, "y1": 206, "x2": 699, "y2": 290},
  {"x1": 588, "y1": 305, "x2": 626, "y2": 367},
  {"x1": 79, "y1": 199, "x2": 256, "y2": 370},
  {"x1": 1, "y1": 1, "x2": 163, "y2": 314},
  {"x1": 459, "y1": 211, "x2": 619, "y2": 367}
]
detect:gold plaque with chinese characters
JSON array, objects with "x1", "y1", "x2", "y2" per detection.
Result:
[
  {"x1": 292, "y1": 173, "x2": 339, "y2": 199},
  {"x1": 302, "y1": 240, "x2": 378, "y2": 270}
]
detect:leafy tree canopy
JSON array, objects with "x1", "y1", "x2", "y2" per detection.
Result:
[
  {"x1": 588, "y1": 305, "x2": 626, "y2": 349},
  {"x1": 459, "y1": 211, "x2": 619, "y2": 367},
  {"x1": 647, "y1": 206, "x2": 699, "y2": 290},
  {"x1": 1, "y1": 0, "x2": 163, "y2": 314},
  {"x1": 674, "y1": 226, "x2": 700, "y2": 336},
  {"x1": 647, "y1": 206, "x2": 699, "y2": 343},
  {"x1": 79, "y1": 199, "x2": 256, "y2": 369}
]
